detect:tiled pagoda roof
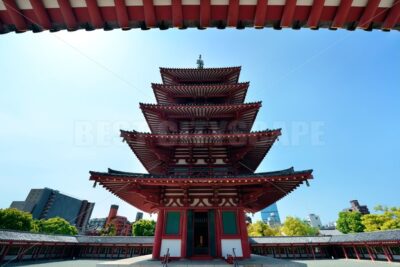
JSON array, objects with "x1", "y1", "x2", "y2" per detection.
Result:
[
  {"x1": 152, "y1": 83, "x2": 249, "y2": 105},
  {"x1": 89, "y1": 167, "x2": 313, "y2": 212},
  {"x1": 139, "y1": 102, "x2": 261, "y2": 134},
  {"x1": 159, "y1": 67, "x2": 241, "y2": 85},
  {"x1": 0, "y1": 0, "x2": 398, "y2": 34},
  {"x1": 120, "y1": 129, "x2": 281, "y2": 174}
]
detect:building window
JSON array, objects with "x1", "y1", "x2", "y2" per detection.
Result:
[
  {"x1": 222, "y1": 211, "x2": 238, "y2": 234},
  {"x1": 165, "y1": 211, "x2": 181, "y2": 235}
]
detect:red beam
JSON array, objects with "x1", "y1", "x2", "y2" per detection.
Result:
[
  {"x1": 307, "y1": 0, "x2": 324, "y2": 28},
  {"x1": 172, "y1": 0, "x2": 183, "y2": 27},
  {"x1": 114, "y1": 0, "x2": 130, "y2": 29},
  {"x1": 382, "y1": 0, "x2": 400, "y2": 30},
  {"x1": 57, "y1": 0, "x2": 78, "y2": 30},
  {"x1": 331, "y1": 0, "x2": 352, "y2": 28},
  {"x1": 254, "y1": 0, "x2": 268, "y2": 28},
  {"x1": 200, "y1": 0, "x2": 211, "y2": 28},
  {"x1": 29, "y1": 0, "x2": 52, "y2": 29},
  {"x1": 358, "y1": 0, "x2": 380, "y2": 29},
  {"x1": 86, "y1": 0, "x2": 104, "y2": 28},
  {"x1": 280, "y1": 0, "x2": 297, "y2": 27},
  {"x1": 3, "y1": 0, "x2": 27, "y2": 31},
  {"x1": 227, "y1": 0, "x2": 240, "y2": 27},
  {"x1": 143, "y1": 0, "x2": 156, "y2": 27}
]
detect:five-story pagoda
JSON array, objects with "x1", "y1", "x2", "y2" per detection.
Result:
[{"x1": 90, "y1": 57, "x2": 313, "y2": 259}]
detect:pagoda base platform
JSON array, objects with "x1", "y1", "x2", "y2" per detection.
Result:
[{"x1": 96, "y1": 254, "x2": 306, "y2": 266}]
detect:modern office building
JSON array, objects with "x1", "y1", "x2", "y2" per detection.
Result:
[
  {"x1": 261, "y1": 203, "x2": 281, "y2": 226},
  {"x1": 10, "y1": 188, "x2": 94, "y2": 231},
  {"x1": 106, "y1": 205, "x2": 132, "y2": 236},
  {"x1": 344, "y1": 200, "x2": 370, "y2": 215},
  {"x1": 87, "y1": 218, "x2": 107, "y2": 233},
  {"x1": 135, "y1": 212, "x2": 144, "y2": 222},
  {"x1": 86, "y1": 205, "x2": 132, "y2": 236},
  {"x1": 306, "y1": 213, "x2": 322, "y2": 229}
]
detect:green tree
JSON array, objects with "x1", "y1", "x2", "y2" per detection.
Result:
[
  {"x1": 247, "y1": 221, "x2": 280, "y2": 236},
  {"x1": 132, "y1": 219, "x2": 156, "y2": 236},
  {"x1": 281, "y1": 217, "x2": 319, "y2": 236},
  {"x1": 38, "y1": 217, "x2": 78, "y2": 235},
  {"x1": 31, "y1": 219, "x2": 44, "y2": 233},
  {"x1": 100, "y1": 223, "x2": 117, "y2": 236},
  {"x1": 0, "y1": 208, "x2": 33, "y2": 231},
  {"x1": 362, "y1": 206, "x2": 400, "y2": 232},
  {"x1": 336, "y1": 211, "x2": 364, "y2": 234}
]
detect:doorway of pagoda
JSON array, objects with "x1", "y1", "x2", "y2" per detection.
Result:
[{"x1": 186, "y1": 210, "x2": 216, "y2": 258}]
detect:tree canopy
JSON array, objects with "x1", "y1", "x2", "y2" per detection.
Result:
[
  {"x1": 0, "y1": 208, "x2": 33, "y2": 231},
  {"x1": 0, "y1": 209, "x2": 78, "y2": 235},
  {"x1": 34, "y1": 217, "x2": 78, "y2": 235},
  {"x1": 247, "y1": 221, "x2": 280, "y2": 237},
  {"x1": 132, "y1": 219, "x2": 156, "y2": 236},
  {"x1": 336, "y1": 211, "x2": 365, "y2": 234},
  {"x1": 362, "y1": 206, "x2": 400, "y2": 232},
  {"x1": 100, "y1": 223, "x2": 117, "y2": 236},
  {"x1": 281, "y1": 217, "x2": 319, "y2": 236}
]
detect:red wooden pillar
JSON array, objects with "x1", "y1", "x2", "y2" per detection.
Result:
[
  {"x1": 310, "y1": 246, "x2": 316, "y2": 259},
  {"x1": 342, "y1": 246, "x2": 348, "y2": 259},
  {"x1": 215, "y1": 209, "x2": 222, "y2": 257},
  {"x1": 62, "y1": 246, "x2": 67, "y2": 259},
  {"x1": 1, "y1": 243, "x2": 11, "y2": 262},
  {"x1": 366, "y1": 246, "x2": 375, "y2": 261},
  {"x1": 181, "y1": 210, "x2": 187, "y2": 257},
  {"x1": 383, "y1": 246, "x2": 392, "y2": 262},
  {"x1": 152, "y1": 209, "x2": 164, "y2": 259},
  {"x1": 353, "y1": 246, "x2": 360, "y2": 260},
  {"x1": 238, "y1": 208, "x2": 250, "y2": 258},
  {"x1": 17, "y1": 245, "x2": 26, "y2": 261},
  {"x1": 34, "y1": 246, "x2": 41, "y2": 260}
]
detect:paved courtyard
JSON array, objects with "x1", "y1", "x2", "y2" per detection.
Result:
[{"x1": 5, "y1": 255, "x2": 400, "y2": 267}]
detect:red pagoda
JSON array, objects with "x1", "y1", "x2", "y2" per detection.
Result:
[{"x1": 90, "y1": 57, "x2": 313, "y2": 260}]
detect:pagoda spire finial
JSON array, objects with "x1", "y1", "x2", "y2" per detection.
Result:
[{"x1": 196, "y1": 55, "x2": 204, "y2": 69}]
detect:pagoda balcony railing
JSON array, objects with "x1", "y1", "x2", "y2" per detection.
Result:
[
  {"x1": 165, "y1": 129, "x2": 250, "y2": 135},
  {"x1": 167, "y1": 172, "x2": 235, "y2": 177}
]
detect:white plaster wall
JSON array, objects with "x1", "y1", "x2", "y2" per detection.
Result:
[
  {"x1": 160, "y1": 239, "x2": 181, "y2": 257},
  {"x1": 221, "y1": 239, "x2": 243, "y2": 258}
]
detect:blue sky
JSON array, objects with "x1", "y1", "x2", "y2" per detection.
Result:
[{"x1": 0, "y1": 28, "x2": 399, "y2": 225}]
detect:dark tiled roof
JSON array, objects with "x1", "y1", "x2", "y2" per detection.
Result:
[
  {"x1": 76, "y1": 236, "x2": 154, "y2": 244},
  {"x1": 0, "y1": 230, "x2": 78, "y2": 243},
  {"x1": 250, "y1": 229, "x2": 400, "y2": 245},
  {"x1": 330, "y1": 230, "x2": 400, "y2": 243},
  {"x1": 0, "y1": 230, "x2": 153, "y2": 244},
  {"x1": 1, "y1": 229, "x2": 399, "y2": 245},
  {"x1": 93, "y1": 167, "x2": 312, "y2": 180},
  {"x1": 250, "y1": 236, "x2": 331, "y2": 244}
]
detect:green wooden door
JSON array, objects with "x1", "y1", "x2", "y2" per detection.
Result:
[
  {"x1": 186, "y1": 210, "x2": 193, "y2": 257},
  {"x1": 208, "y1": 210, "x2": 216, "y2": 257}
]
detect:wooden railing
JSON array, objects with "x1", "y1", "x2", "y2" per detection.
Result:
[
  {"x1": 232, "y1": 248, "x2": 239, "y2": 267},
  {"x1": 161, "y1": 248, "x2": 169, "y2": 267}
]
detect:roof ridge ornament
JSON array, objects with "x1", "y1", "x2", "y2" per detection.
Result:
[{"x1": 196, "y1": 54, "x2": 204, "y2": 69}]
